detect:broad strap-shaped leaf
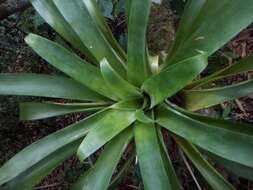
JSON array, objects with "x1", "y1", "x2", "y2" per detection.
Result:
[
  {"x1": 157, "y1": 128, "x2": 181, "y2": 190},
  {"x1": 20, "y1": 102, "x2": 109, "y2": 120},
  {"x1": 127, "y1": 0, "x2": 151, "y2": 86},
  {"x1": 134, "y1": 122, "x2": 173, "y2": 190},
  {"x1": 2, "y1": 140, "x2": 81, "y2": 190},
  {"x1": 25, "y1": 34, "x2": 114, "y2": 100},
  {"x1": 207, "y1": 151, "x2": 253, "y2": 182},
  {"x1": 0, "y1": 74, "x2": 107, "y2": 101},
  {"x1": 135, "y1": 110, "x2": 155, "y2": 124},
  {"x1": 100, "y1": 59, "x2": 141, "y2": 100},
  {"x1": 174, "y1": 136, "x2": 235, "y2": 190},
  {"x1": 168, "y1": 102, "x2": 253, "y2": 135},
  {"x1": 53, "y1": 0, "x2": 126, "y2": 77},
  {"x1": 157, "y1": 104, "x2": 253, "y2": 169},
  {"x1": 81, "y1": 0, "x2": 126, "y2": 61},
  {"x1": 109, "y1": 153, "x2": 135, "y2": 189},
  {"x1": 77, "y1": 110, "x2": 136, "y2": 161},
  {"x1": 30, "y1": 0, "x2": 96, "y2": 63},
  {"x1": 110, "y1": 98, "x2": 143, "y2": 111},
  {"x1": 142, "y1": 53, "x2": 208, "y2": 107},
  {"x1": 0, "y1": 110, "x2": 108, "y2": 185},
  {"x1": 125, "y1": 0, "x2": 132, "y2": 24},
  {"x1": 72, "y1": 128, "x2": 132, "y2": 190},
  {"x1": 189, "y1": 55, "x2": 253, "y2": 89},
  {"x1": 166, "y1": 0, "x2": 253, "y2": 65},
  {"x1": 182, "y1": 79, "x2": 253, "y2": 111},
  {"x1": 167, "y1": 0, "x2": 206, "y2": 59}
]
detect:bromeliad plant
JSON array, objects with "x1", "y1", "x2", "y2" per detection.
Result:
[{"x1": 1, "y1": 0, "x2": 253, "y2": 189}]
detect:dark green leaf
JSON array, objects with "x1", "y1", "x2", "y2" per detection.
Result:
[
  {"x1": 3, "y1": 140, "x2": 81, "y2": 190},
  {"x1": 143, "y1": 53, "x2": 208, "y2": 107},
  {"x1": 190, "y1": 55, "x2": 253, "y2": 89},
  {"x1": 157, "y1": 105, "x2": 253, "y2": 169},
  {"x1": 167, "y1": 0, "x2": 253, "y2": 65},
  {"x1": 0, "y1": 110, "x2": 108, "y2": 185},
  {"x1": 53, "y1": 0, "x2": 127, "y2": 77},
  {"x1": 20, "y1": 102, "x2": 109, "y2": 120},
  {"x1": 134, "y1": 122, "x2": 173, "y2": 190},
  {"x1": 174, "y1": 136, "x2": 235, "y2": 190},
  {"x1": 72, "y1": 128, "x2": 132, "y2": 190},
  {"x1": 0, "y1": 74, "x2": 107, "y2": 101},
  {"x1": 183, "y1": 79, "x2": 253, "y2": 111},
  {"x1": 77, "y1": 110, "x2": 136, "y2": 161},
  {"x1": 25, "y1": 34, "x2": 114, "y2": 100},
  {"x1": 127, "y1": 0, "x2": 151, "y2": 86},
  {"x1": 100, "y1": 58, "x2": 141, "y2": 100},
  {"x1": 30, "y1": 0, "x2": 97, "y2": 63}
]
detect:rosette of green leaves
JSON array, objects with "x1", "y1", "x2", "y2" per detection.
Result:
[{"x1": 1, "y1": 0, "x2": 253, "y2": 189}]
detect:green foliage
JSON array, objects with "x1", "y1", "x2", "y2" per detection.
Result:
[{"x1": 1, "y1": 0, "x2": 253, "y2": 189}]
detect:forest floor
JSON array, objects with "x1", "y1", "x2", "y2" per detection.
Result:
[{"x1": 1, "y1": 2, "x2": 253, "y2": 190}]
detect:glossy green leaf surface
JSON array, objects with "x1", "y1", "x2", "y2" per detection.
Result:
[
  {"x1": 143, "y1": 53, "x2": 208, "y2": 107},
  {"x1": 167, "y1": 0, "x2": 206, "y2": 59},
  {"x1": 189, "y1": 55, "x2": 253, "y2": 89},
  {"x1": 127, "y1": 0, "x2": 151, "y2": 86},
  {"x1": 30, "y1": 0, "x2": 96, "y2": 63},
  {"x1": 167, "y1": 0, "x2": 253, "y2": 65},
  {"x1": 81, "y1": 0, "x2": 126, "y2": 61},
  {"x1": 207, "y1": 152, "x2": 253, "y2": 181},
  {"x1": 175, "y1": 136, "x2": 235, "y2": 190},
  {"x1": 0, "y1": 74, "x2": 106, "y2": 101},
  {"x1": 100, "y1": 58, "x2": 141, "y2": 100},
  {"x1": 53, "y1": 0, "x2": 126, "y2": 77},
  {"x1": 20, "y1": 102, "x2": 108, "y2": 120},
  {"x1": 25, "y1": 34, "x2": 114, "y2": 99},
  {"x1": 157, "y1": 128, "x2": 181, "y2": 190},
  {"x1": 109, "y1": 154, "x2": 135, "y2": 189},
  {"x1": 157, "y1": 105, "x2": 253, "y2": 168},
  {"x1": 134, "y1": 122, "x2": 173, "y2": 190},
  {"x1": 183, "y1": 79, "x2": 253, "y2": 111},
  {"x1": 77, "y1": 110, "x2": 135, "y2": 161},
  {"x1": 72, "y1": 128, "x2": 132, "y2": 190},
  {"x1": 3, "y1": 140, "x2": 81, "y2": 190},
  {"x1": 0, "y1": 110, "x2": 107, "y2": 185}
]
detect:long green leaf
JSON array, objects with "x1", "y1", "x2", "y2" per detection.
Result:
[
  {"x1": 183, "y1": 79, "x2": 253, "y2": 111},
  {"x1": 77, "y1": 110, "x2": 136, "y2": 161},
  {"x1": 81, "y1": 0, "x2": 126, "y2": 61},
  {"x1": 0, "y1": 74, "x2": 107, "y2": 101},
  {"x1": 72, "y1": 128, "x2": 132, "y2": 190},
  {"x1": 157, "y1": 105, "x2": 253, "y2": 169},
  {"x1": 127, "y1": 0, "x2": 151, "y2": 86},
  {"x1": 134, "y1": 122, "x2": 173, "y2": 190},
  {"x1": 100, "y1": 58, "x2": 141, "y2": 100},
  {"x1": 0, "y1": 110, "x2": 108, "y2": 185},
  {"x1": 169, "y1": 105, "x2": 253, "y2": 181},
  {"x1": 189, "y1": 55, "x2": 253, "y2": 89},
  {"x1": 30, "y1": 0, "x2": 97, "y2": 63},
  {"x1": 142, "y1": 53, "x2": 208, "y2": 107},
  {"x1": 53, "y1": 0, "x2": 126, "y2": 77},
  {"x1": 2, "y1": 140, "x2": 81, "y2": 190},
  {"x1": 20, "y1": 102, "x2": 108, "y2": 120},
  {"x1": 109, "y1": 153, "x2": 135, "y2": 190},
  {"x1": 157, "y1": 128, "x2": 181, "y2": 190},
  {"x1": 174, "y1": 136, "x2": 235, "y2": 190},
  {"x1": 207, "y1": 151, "x2": 253, "y2": 182},
  {"x1": 167, "y1": 0, "x2": 206, "y2": 60},
  {"x1": 25, "y1": 34, "x2": 114, "y2": 100},
  {"x1": 167, "y1": 0, "x2": 253, "y2": 65}
]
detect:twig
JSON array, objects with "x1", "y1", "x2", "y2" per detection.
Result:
[
  {"x1": 235, "y1": 99, "x2": 247, "y2": 114},
  {"x1": 179, "y1": 149, "x2": 202, "y2": 190},
  {"x1": 34, "y1": 183, "x2": 62, "y2": 190}
]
